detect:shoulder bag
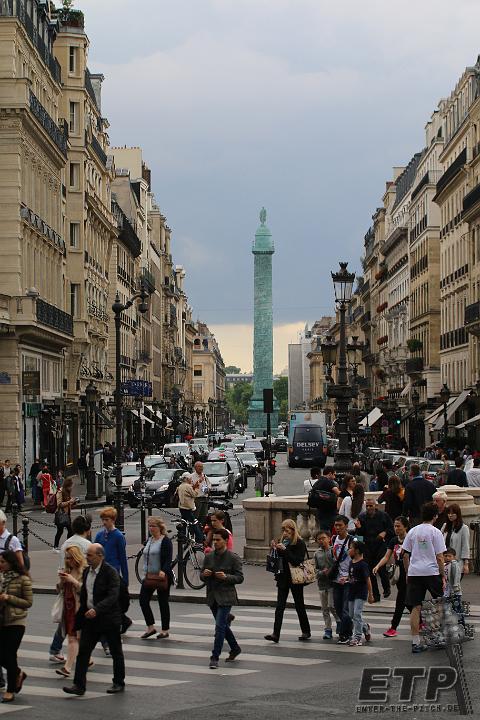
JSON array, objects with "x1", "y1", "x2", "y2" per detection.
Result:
[
  {"x1": 326, "y1": 535, "x2": 352, "y2": 581},
  {"x1": 266, "y1": 547, "x2": 283, "y2": 577},
  {"x1": 289, "y1": 546, "x2": 317, "y2": 585},
  {"x1": 51, "y1": 592, "x2": 64, "y2": 624},
  {"x1": 143, "y1": 541, "x2": 168, "y2": 591}
]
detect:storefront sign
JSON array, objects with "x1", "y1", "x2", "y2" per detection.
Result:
[{"x1": 120, "y1": 380, "x2": 153, "y2": 397}]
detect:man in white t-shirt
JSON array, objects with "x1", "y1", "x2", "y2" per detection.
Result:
[
  {"x1": 466, "y1": 457, "x2": 480, "y2": 487},
  {"x1": 0, "y1": 509, "x2": 23, "y2": 567},
  {"x1": 403, "y1": 501, "x2": 446, "y2": 654},
  {"x1": 331, "y1": 516, "x2": 353, "y2": 643}
]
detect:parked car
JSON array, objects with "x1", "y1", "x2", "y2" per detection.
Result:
[
  {"x1": 273, "y1": 435, "x2": 287, "y2": 452},
  {"x1": 203, "y1": 461, "x2": 236, "y2": 498},
  {"x1": 105, "y1": 462, "x2": 140, "y2": 503},
  {"x1": 126, "y1": 468, "x2": 184, "y2": 508},
  {"x1": 235, "y1": 451, "x2": 259, "y2": 476}
]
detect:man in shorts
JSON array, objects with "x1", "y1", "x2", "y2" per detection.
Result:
[{"x1": 402, "y1": 502, "x2": 446, "y2": 653}]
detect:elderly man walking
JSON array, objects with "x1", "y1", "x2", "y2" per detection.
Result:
[
  {"x1": 63, "y1": 543, "x2": 125, "y2": 696},
  {"x1": 190, "y1": 461, "x2": 211, "y2": 526}
]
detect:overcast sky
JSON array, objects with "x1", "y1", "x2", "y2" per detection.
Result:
[{"x1": 80, "y1": 0, "x2": 480, "y2": 371}]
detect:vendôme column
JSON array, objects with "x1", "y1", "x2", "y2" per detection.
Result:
[{"x1": 248, "y1": 208, "x2": 278, "y2": 436}]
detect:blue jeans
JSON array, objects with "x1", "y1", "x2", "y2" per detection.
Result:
[
  {"x1": 209, "y1": 603, "x2": 240, "y2": 661},
  {"x1": 348, "y1": 598, "x2": 368, "y2": 640},
  {"x1": 333, "y1": 582, "x2": 352, "y2": 639},
  {"x1": 49, "y1": 623, "x2": 64, "y2": 655}
]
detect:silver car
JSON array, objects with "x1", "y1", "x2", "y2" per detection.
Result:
[{"x1": 203, "y1": 461, "x2": 236, "y2": 499}]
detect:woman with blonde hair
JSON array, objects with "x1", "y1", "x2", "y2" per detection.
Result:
[
  {"x1": 265, "y1": 518, "x2": 311, "y2": 643},
  {"x1": 55, "y1": 545, "x2": 86, "y2": 678},
  {"x1": 139, "y1": 516, "x2": 174, "y2": 640}
]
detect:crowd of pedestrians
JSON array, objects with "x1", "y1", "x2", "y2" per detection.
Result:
[{"x1": 0, "y1": 441, "x2": 475, "y2": 702}]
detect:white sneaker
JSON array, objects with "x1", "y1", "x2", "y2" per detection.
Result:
[{"x1": 52, "y1": 548, "x2": 60, "y2": 553}]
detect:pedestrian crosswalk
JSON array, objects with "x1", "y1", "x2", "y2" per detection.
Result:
[{"x1": 1, "y1": 604, "x2": 475, "y2": 715}]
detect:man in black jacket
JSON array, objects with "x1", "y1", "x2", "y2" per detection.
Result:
[
  {"x1": 447, "y1": 457, "x2": 468, "y2": 487},
  {"x1": 403, "y1": 464, "x2": 436, "y2": 525},
  {"x1": 356, "y1": 499, "x2": 394, "y2": 602},
  {"x1": 63, "y1": 543, "x2": 125, "y2": 696}
]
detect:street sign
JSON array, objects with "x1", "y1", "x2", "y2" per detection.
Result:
[{"x1": 120, "y1": 380, "x2": 152, "y2": 397}]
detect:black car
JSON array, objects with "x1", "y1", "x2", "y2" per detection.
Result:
[
  {"x1": 126, "y1": 468, "x2": 184, "y2": 508},
  {"x1": 273, "y1": 435, "x2": 287, "y2": 452},
  {"x1": 229, "y1": 458, "x2": 247, "y2": 493},
  {"x1": 244, "y1": 439, "x2": 265, "y2": 460}
]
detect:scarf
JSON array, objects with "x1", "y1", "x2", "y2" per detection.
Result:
[{"x1": 0, "y1": 570, "x2": 18, "y2": 594}]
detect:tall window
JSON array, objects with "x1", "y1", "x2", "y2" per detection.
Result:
[
  {"x1": 69, "y1": 222, "x2": 80, "y2": 248},
  {"x1": 70, "y1": 283, "x2": 80, "y2": 318},
  {"x1": 69, "y1": 46, "x2": 77, "y2": 73},
  {"x1": 194, "y1": 365, "x2": 202, "y2": 377},
  {"x1": 69, "y1": 101, "x2": 79, "y2": 134},
  {"x1": 69, "y1": 162, "x2": 80, "y2": 189}
]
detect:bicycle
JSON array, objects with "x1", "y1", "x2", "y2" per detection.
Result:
[{"x1": 135, "y1": 519, "x2": 206, "y2": 590}]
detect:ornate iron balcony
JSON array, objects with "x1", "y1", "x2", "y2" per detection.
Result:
[
  {"x1": 465, "y1": 301, "x2": 480, "y2": 336},
  {"x1": 36, "y1": 298, "x2": 73, "y2": 335},
  {"x1": 29, "y1": 91, "x2": 67, "y2": 156}
]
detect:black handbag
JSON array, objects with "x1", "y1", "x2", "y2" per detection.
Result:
[{"x1": 266, "y1": 548, "x2": 283, "y2": 577}]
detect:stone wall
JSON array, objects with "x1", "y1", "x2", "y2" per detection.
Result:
[{"x1": 243, "y1": 486, "x2": 480, "y2": 563}]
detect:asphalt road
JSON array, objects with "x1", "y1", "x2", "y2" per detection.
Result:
[
  {"x1": 7, "y1": 595, "x2": 479, "y2": 720},
  {"x1": 19, "y1": 452, "x2": 310, "y2": 554}
]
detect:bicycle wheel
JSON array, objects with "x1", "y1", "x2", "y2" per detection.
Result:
[
  {"x1": 134, "y1": 550, "x2": 144, "y2": 585},
  {"x1": 183, "y1": 546, "x2": 205, "y2": 589}
]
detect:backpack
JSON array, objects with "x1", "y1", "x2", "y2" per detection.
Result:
[
  {"x1": 45, "y1": 492, "x2": 58, "y2": 514},
  {"x1": 369, "y1": 478, "x2": 379, "y2": 491},
  {"x1": 307, "y1": 485, "x2": 336, "y2": 509},
  {"x1": 4, "y1": 533, "x2": 30, "y2": 572}
]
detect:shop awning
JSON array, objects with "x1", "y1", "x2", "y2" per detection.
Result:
[
  {"x1": 400, "y1": 382, "x2": 412, "y2": 397},
  {"x1": 424, "y1": 397, "x2": 456, "y2": 426},
  {"x1": 144, "y1": 405, "x2": 172, "y2": 424},
  {"x1": 400, "y1": 407, "x2": 417, "y2": 422},
  {"x1": 359, "y1": 407, "x2": 383, "y2": 427},
  {"x1": 456, "y1": 412, "x2": 480, "y2": 430},
  {"x1": 94, "y1": 407, "x2": 114, "y2": 429},
  {"x1": 432, "y1": 390, "x2": 471, "y2": 431}
]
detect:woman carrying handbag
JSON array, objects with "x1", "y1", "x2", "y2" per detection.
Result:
[
  {"x1": 53, "y1": 545, "x2": 87, "y2": 678},
  {"x1": 139, "y1": 516, "x2": 174, "y2": 640},
  {"x1": 265, "y1": 519, "x2": 312, "y2": 643}
]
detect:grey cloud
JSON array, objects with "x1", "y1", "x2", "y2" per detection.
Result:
[{"x1": 80, "y1": 0, "x2": 480, "y2": 327}]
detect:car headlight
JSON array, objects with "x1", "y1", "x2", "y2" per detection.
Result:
[{"x1": 158, "y1": 484, "x2": 169, "y2": 491}]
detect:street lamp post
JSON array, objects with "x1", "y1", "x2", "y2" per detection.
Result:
[
  {"x1": 85, "y1": 380, "x2": 98, "y2": 501},
  {"x1": 411, "y1": 388, "x2": 420, "y2": 456},
  {"x1": 152, "y1": 398, "x2": 160, "y2": 452},
  {"x1": 323, "y1": 262, "x2": 355, "y2": 478},
  {"x1": 439, "y1": 383, "x2": 451, "y2": 446},
  {"x1": 135, "y1": 396, "x2": 143, "y2": 452},
  {"x1": 112, "y1": 284, "x2": 149, "y2": 532}
]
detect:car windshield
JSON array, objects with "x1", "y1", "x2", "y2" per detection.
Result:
[
  {"x1": 238, "y1": 452, "x2": 256, "y2": 461},
  {"x1": 149, "y1": 469, "x2": 176, "y2": 482},
  {"x1": 229, "y1": 461, "x2": 239, "y2": 470},
  {"x1": 144, "y1": 456, "x2": 166, "y2": 468},
  {"x1": 294, "y1": 426, "x2": 323, "y2": 442},
  {"x1": 245, "y1": 441, "x2": 263, "y2": 450},
  {"x1": 166, "y1": 444, "x2": 188, "y2": 453},
  {"x1": 122, "y1": 465, "x2": 139, "y2": 477},
  {"x1": 203, "y1": 462, "x2": 228, "y2": 477}
]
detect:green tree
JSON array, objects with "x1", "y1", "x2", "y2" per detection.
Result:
[
  {"x1": 225, "y1": 382, "x2": 252, "y2": 424},
  {"x1": 225, "y1": 366, "x2": 241, "y2": 374},
  {"x1": 274, "y1": 376, "x2": 288, "y2": 421}
]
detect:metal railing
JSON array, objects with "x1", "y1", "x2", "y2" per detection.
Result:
[
  {"x1": 36, "y1": 298, "x2": 73, "y2": 335},
  {"x1": 29, "y1": 91, "x2": 67, "y2": 156}
]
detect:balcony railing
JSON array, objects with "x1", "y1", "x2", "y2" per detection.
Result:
[
  {"x1": 435, "y1": 148, "x2": 467, "y2": 197},
  {"x1": 36, "y1": 298, "x2": 73, "y2": 336},
  {"x1": 360, "y1": 311, "x2": 371, "y2": 326},
  {"x1": 88, "y1": 301, "x2": 109, "y2": 323},
  {"x1": 463, "y1": 183, "x2": 480, "y2": 214},
  {"x1": 405, "y1": 357, "x2": 424, "y2": 374},
  {"x1": 89, "y1": 134, "x2": 107, "y2": 167},
  {"x1": 140, "y1": 267, "x2": 156, "y2": 293},
  {"x1": 29, "y1": 91, "x2": 67, "y2": 156},
  {"x1": 465, "y1": 301, "x2": 480, "y2": 336},
  {"x1": 1, "y1": 1, "x2": 62, "y2": 83}
]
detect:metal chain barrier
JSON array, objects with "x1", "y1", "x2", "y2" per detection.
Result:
[{"x1": 24, "y1": 525, "x2": 56, "y2": 549}]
